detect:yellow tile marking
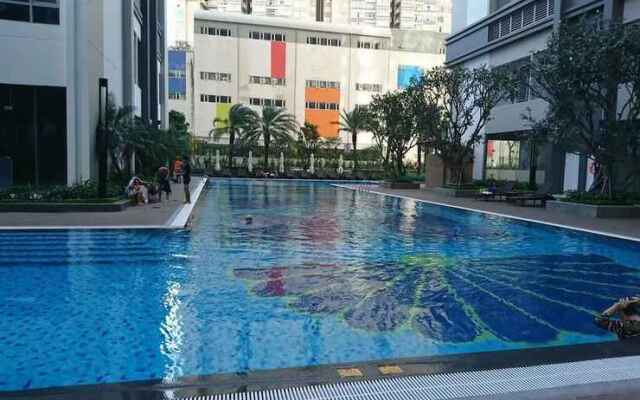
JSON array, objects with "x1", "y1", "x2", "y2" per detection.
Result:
[
  {"x1": 337, "y1": 368, "x2": 364, "y2": 378},
  {"x1": 379, "y1": 365, "x2": 403, "y2": 375}
]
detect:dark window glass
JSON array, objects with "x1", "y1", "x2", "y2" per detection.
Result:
[
  {"x1": 0, "y1": 3, "x2": 30, "y2": 22},
  {"x1": 137, "y1": 38, "x2": 144, "y2": 84},
  {"x1": 0, "y1": 84, "x2": 66, "y2": 185},
  {"x1": 36, "y1": 86, "x2": 66, "y2": 185},
  {"x1": 0, "y1": 84, "x2": 35, "y2": 185}
]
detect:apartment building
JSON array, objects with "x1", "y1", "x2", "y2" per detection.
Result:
[
  {"x1": 446, "y1": 0, "x2": 640, "y2": 192},
  {"x1": 178, "y1": 10, "x2": 445, "y2": 149},
  {"x1": 167, "y1": 0, "x2": 452, "y2": 47},
  {"x1": 0, "y1": 0, "x2": 167, "y2": 186}
]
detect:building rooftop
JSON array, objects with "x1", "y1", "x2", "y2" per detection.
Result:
[{"x1": 194, "y1": 10, "x2": 393, "y2": 38}]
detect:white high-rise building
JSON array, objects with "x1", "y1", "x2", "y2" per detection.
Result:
[{"x1": 167, "y1": 0, "x2": 452, "y2": 46}]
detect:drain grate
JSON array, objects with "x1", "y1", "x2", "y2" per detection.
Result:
[{"x1": 180, "y1": 355, "x2": 640, "y2": 400}]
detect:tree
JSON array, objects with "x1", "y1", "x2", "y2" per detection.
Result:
[
  {"x1": 417, "y1": 66, "x2": 515, "y2": 186},
  {"x1": 336, "y1": 107, "x2": 369, "y2": 171},
  {"x1": 299, "y1": 122, "x2": 321, "y2": 170},
  {"x1": 241, "y1": 106, "x2": 298, "y2": 169},
  {"x1": 528, "y1": 18, "x2": 640, "y2": 197},
  {"x1": 367, "y1": 91, "x2": 418, "y2": 178},
  {"x1": 97, "y1": 96, "x2": 137, "y2": 181},
  {"x1": 209, "y1": 104, "x2": 257, "y2": 169}
]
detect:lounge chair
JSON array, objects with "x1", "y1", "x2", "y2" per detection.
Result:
[
  {"x1": 476, "y1": 182, "x2": 515, "y2": 201},
  {"x1": 509, "y1": 186, "x2": 554, "y2": 207}
]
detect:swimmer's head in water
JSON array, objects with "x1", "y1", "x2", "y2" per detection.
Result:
[{"x1": 245, "y1": 216, "x2": 253, "y2": 224}]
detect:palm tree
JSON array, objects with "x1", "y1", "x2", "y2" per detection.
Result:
[
  {"x1": 241, "y1": 106, "x2": 298, "y2": 169},
  {"x1": 337, "y1": 107, "x2": 368, "y2": 171},
  {"x1": 209, "y1": 104, "x2": 257, "y2": 169},
  {"x1": 299, "y1": 122, "x2": 321, "y2": 170}
]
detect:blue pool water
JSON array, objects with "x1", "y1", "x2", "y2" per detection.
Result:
[{"x1": 1, "y1": 179, "x2": 640, "y2": 391}]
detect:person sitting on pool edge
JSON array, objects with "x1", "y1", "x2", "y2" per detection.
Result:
[{"x1": 595, "y1": 296, "x2": 640, "y2": 339}]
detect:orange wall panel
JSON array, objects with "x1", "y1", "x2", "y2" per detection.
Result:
[
  {"x1": 304, "y1": 87, "x2": 340, "y2": 103},
  {"x1": 305, "y1": 110, "x2": 340, "y2": 139}
]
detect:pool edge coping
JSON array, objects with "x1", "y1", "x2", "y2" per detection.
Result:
[
  {"x1": 332, "y1": 184, "x2": 640, "y2": 243},
  {"x1": 0, "y1": 178, "x2": 208, "y2": 231},
  {"x1": 5, "y1": 338, "x2": 640, "y2": 399}
]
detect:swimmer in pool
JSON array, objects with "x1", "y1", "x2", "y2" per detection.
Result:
[{"x1": 595, "y1": 296, "x2": 640, "y2": 339}]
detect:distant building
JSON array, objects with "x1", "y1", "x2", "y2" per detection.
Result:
[
  {"x1": 447, "y1": 0, "x2": 638, "y2": 192},
  {"x1": 0, "y1": 0, "x2": 167, "y2": 186},
  {"x1": 168, "y1": 45, "x2": 194, "y2": 127},
  {"x1": 187, "y1": 11, "x2": 446, "y2": 149},
  {"x1": 167, "y1": 0, "x2": 452, "y2": 47}
]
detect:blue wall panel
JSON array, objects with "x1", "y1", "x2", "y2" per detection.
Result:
[
  {"x1": 169, "y1": 78, "x2": 186, "y2": 95},
  {"x1": 397, "y1": 65, "x2": 423, "y2": 89},
  {"x1": 168, "y1": 50, "x2": 186, "y2": 71}
]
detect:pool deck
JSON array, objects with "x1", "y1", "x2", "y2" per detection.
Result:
[
  {"x1": 0, "y1": 177, "x2": 207, "y2": 230},
  {"x1": 337, "y1": 185, "x2": 640, "y2": 241}
]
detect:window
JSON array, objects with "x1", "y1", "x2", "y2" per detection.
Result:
[
  {"x1": 305, "y1": 80, "x2": 340, "y2": 89},
  {"x1": 249, "y1": 31, "x2": 286, "y2": 41},
  {"x1": 201, "y1": 25, "x2": 232, "y2": 37},
  {"x1": 169, "y1": 93, "x2": 186, "y2": 100},
  {"x1": 249, "y1": 75, "x2": 285, "y2": 86},
  {"x1": 357, "y1": 40, "x2": 382, "y2": 49},
  {"x1": 200, "y1": 94, "x2": 232, "y2": 103},
  {"x1": 169, "y1": 70, "x2": 186, "y2": 79},
  {"x1": 355, "y1": 83, "x2": 382, "y2": 92},
  {"x1": 200, "y1": 71, "x2": 232, "y2": 82},
  {"x1": 305, "y1": 101, "x2": 339, "y2": 110},
  {"x1": 307, "y1": 36, "x2": 341, "y2": 47},
  {"x1": 0, "y1": 0, "x2": 60, "y2": 25},
  {"x1": 488, "y1": 0, "x2": 552, "y2": 42},
  {"x1": 249, "y1": 97, "x2": 286, "y2": 107}
]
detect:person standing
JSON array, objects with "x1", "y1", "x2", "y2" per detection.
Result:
[
  {"x1": 182, "y1": 156, "x2": 192, "y2": 204},
  {"x1": 174, "y1": 157, "x2": 183, "y2": 184},
  {"x1": 158, "y1": 166, "x2": 171, "y2": 202}
]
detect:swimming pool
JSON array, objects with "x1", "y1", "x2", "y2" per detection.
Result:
[{"x1": 1, "y1": 179, "x2": 639, "y2": 391}]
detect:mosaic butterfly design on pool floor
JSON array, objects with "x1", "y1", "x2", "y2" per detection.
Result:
[{"x1": 234, "y1": 254, "x2": 640, "y2": 343}]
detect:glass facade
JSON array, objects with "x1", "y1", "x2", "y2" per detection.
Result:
[
  {"x1": 0, "y1": 0, "x2": 60, "y2": 25},
  {"x1": 0, "y1": 84, "x2": 67, "y2": 186}
]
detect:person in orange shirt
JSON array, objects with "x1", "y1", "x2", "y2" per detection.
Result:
[{"x1": 173, "y1": 157, "x2": 183, "y2": 184}]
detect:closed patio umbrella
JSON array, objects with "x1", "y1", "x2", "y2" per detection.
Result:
[{"x1": 248, "y1": 151, "x2": 253, "y2": 173}]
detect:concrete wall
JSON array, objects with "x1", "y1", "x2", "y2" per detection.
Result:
[{"x1": 0, "y1": 18, "x2": 66, "y2": 87}]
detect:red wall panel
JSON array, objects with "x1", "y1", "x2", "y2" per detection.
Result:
[{"x1": 271, "y1": 41, "x2": 286, "y2": 79}]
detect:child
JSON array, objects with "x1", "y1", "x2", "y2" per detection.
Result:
[{"x1": 158, "y1": 166, "x2": 172, "y2": 201}]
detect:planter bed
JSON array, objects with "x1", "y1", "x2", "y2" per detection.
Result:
[
  {"x1": 383, "y1": 181, "x2": 421, "y2": 190},
  {"x1": 433, "y1": 186, "x2": 480, "y2": 198},
  {"x1": 0, "y1": 199, "x2": 130, "y2": 213},
  {"x1": 547, "y1": 200, "x2": 640, "y2": 218}
]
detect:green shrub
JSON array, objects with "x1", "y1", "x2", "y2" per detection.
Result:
[
  {"x1": 0, "y1": 181, "x2": 123, "y2": 202},
  {"x1": 562, "y1": 192, "x2": 640, "y2": 206}
]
